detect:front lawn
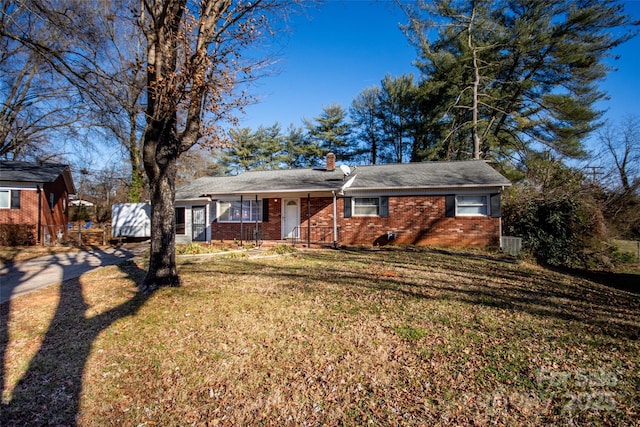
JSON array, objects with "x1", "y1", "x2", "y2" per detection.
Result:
[{"x1": 1, "y1": 248, "x2": 638, "y2": 426}]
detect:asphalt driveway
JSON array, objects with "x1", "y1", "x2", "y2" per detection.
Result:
[{"x1": 0, "y1": 244, "x2": 148, "y2": 304}]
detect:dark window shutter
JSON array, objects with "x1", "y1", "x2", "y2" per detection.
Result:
[
  {"x1": 445, "y1": 195, "x2": 456, "y2": 217},
  {"x1": 380, "y1": 196, "x2": 389, "y2": 217},
  {"x1": 211, "y1": 201, "x2": 217, "y2": 222},
  {"x1": 344, "y1": 197, "x2": 352, "y2": 218},
  {"x1": 262, "y1": 198, "x2": 269, "y2": 222},
  {"x1": 11, "y1": 190, "x2": 20, "y2": 209},
  {"x1": 490, "y1": 193, "x2": 501, "y2": 218}
]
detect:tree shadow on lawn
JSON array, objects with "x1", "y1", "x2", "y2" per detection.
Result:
[
  {"x1": 0, "y1": 258, "x2": 151, "y2": 426},
  {"x1": 547, "y1": 265, "x2": 639, "y2": 295},
  {"x1": 191, "y1": 249, "x2": 640, "y2": 340},
  {"x1": 414, "y1": 246, "x2": 640, "y2": 295}
]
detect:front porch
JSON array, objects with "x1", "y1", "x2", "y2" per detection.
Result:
[{"x1": 208, "y1": 224, "x2": 341, "y2": 248}]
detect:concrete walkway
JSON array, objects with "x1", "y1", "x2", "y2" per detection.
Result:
[{"x1": 0, "y1": 244, "x2": 148, "y2": 304}]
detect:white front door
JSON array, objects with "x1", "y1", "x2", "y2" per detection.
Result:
[{"x1": 282, "y1": 198, "x2": 300, "y2": 239}]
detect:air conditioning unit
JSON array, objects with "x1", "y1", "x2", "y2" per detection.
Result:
[{"x1": 501, "y1": 236, "x2": 522, "y2": 256}]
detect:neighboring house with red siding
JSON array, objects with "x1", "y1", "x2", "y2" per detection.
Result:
[
  {"x1": 175, "y1": 154, "x2": 511, "y2": 249},
  {"x1": 0, "y1": 161, "x2": 76, "y2": 245}
]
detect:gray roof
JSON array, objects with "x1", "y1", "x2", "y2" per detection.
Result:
[
  {"x1": 0, "y1": 160, "x2": 76, "y2": 193},
  {"x1": 177, "y1": 160, "x2": 511, "y2": 200}
]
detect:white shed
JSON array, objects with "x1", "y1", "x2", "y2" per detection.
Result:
[{"x1": 111, "y1": 203, "x2": 151, "y2": 238}]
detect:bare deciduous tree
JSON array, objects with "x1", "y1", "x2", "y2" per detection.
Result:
[
  {"x1": 597, "y1": 116, "x2": 640, "y2": 193},
  {"x1": 0, "y1": 0, "x2": 87, "y2": 160},
  {"x1": 139, "y1": 0, "x2": 299, "y2": 290}
]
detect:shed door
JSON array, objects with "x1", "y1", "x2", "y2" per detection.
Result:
[{"x1": 192, "y1": 206, "x2": 207, "y2": 241}]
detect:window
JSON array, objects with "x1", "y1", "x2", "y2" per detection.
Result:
[
  {"x1": 456, "y1": 195, "x2": 488, "y2": 216},
  {"x1": 175, "y1": 207, "x2": 186, "y2": 234},
  {"x1": 218, "y1": 199, "x2": 262, "y2": 222},
  {"x1": 345, "y1": 196, "x2": 389, "y2": 218},
  {"x1": 0, "y1": 190, "x2": 20, "y2": 209},
  {"x1": 49, "y1": 193, "x2": 55, "y2": 210},
  {"x1": 0, "y1": 190, "x2": 9, "y2": 208},
  {"x1": 353, "y1": 197, "x2": 380, "y2": 216}
]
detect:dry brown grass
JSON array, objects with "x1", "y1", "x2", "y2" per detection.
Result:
[
  {"x1": 1, "y1": 248, "x2": 638, "y2": 426},
  {"x1": 0, "y1": 244, "x2": 88, "y2": 263}
]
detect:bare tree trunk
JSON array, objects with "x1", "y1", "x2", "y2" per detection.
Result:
[
  {"x1": 128, "y1": 115, "x2": 145, "y2": 202},
  {"x1": 469, "y1": 1, "x2": 481, "y2": 160},
  {"x1": 142, "y1": 121, "x2": 180, "y2": 291},
  {"x1": 140, "y1": 0, "x2": 184, "y2": 291}
]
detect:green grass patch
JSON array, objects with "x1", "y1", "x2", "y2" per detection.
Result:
[
  {"x1": 612, "y1": 239, "x2": 639, "y2": 264},
  {"x1": 393, "y1": 324, "x2": 427, "y2": 341}
]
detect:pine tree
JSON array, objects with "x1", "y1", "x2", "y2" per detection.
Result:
[
  {"x1": 377, "y1": 74, "x2": 419, "y2": 163},
  {"x1": 402, "y1": 0, "x2": 636, "y2": 164},
  {"x1": 281, "y1": 124, "x2": 323, "y2": 168},
  {"x1": 350, "y1": 86, "x2": 383, "y2": 165},
  {"x1": 254, "y1": 123, "x2": 285, "y2": 170},
  {"x1": 304, "y1": 104, "x2": 355, "y2": 163},
  {"x1": 221, "y1": 127, "x2": 260, "y2": 175}
]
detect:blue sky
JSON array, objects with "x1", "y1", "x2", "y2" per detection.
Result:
[
  {"x1": 240, "y1": 0, "x2": 640, "y2": 141},
  {"x1": 241, "y1": 1, "x2": 418, "y2": 129}
]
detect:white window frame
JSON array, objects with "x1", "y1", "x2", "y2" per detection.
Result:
[
  {"x1": 353, "y1": 197, "x2": 380, "y2": 217},
  {"x1": 0, "y1": 190, "x2": 10, "y2": 209},
  {"x1": 0, "y1": 189, "x2": 11, "y2": 209},
  {"x1": 217, "y1": 199, "x2": 262, "y2": 223},
  {"x1": 455, "y1": 195, "x2": 489, "y2": 216}
]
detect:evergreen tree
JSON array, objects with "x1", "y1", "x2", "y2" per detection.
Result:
[
  {"x1": 304, "y1": 104, "x2": 355, "y2": 163},
  {"x1": 281, "y1": 124, "x2": 323, "y2": 168},
  {"x1": 254, "y1": 123, "x2": 285, "y2": 170},
  {"x1": 377, "y1": 74, "x2": 420, "y2": 163},
  {"x1": 350, "y1": 86, "x2": 383, "y2": 164},
  {"x1": 402, "y1": 0, "x2": 636, "y2": 164},
  {"x1": 221, "y1": 127, "x2": 260, "y2": 175}
]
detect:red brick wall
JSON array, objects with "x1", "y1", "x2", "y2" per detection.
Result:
[
  {"x1": 0, "y1": 175, "x2": 71, "y2": 244},
  {"x1": 305, "y1": 195, "x2": 499, "y2": 248},
  {"x1": 208, "y1": 196, "x2": 500, "y2": 248},
  {"x1": 41, "y1": 176, "x2": 71, "y2": 243},
  {"x1": 0, "y1": 189, "x2": 38, "y2": 224}
]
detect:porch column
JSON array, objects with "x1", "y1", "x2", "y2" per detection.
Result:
[
  {"x1": 307, "y1": 193, "x2": 311, "y2": 247},
  {"x1": 332, "y1": 191, "x2": 338, "y2": 249},
  {"x1": 239, "y1": 195, "x2": 243, "y2": 246}
]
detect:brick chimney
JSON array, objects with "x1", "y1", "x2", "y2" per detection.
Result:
[{"x1": 326, "y1": 152, "x2": 336, "y2": 171}]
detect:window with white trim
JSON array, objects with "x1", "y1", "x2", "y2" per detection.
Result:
[
  {"x1": 353, "y1": 197, "x2": 380, "y2": 216},
  {"x1": 0, "y1": 190, "x2": 10, "y2": 208},
  {"x1": 218, "y1": 199, "x2": 262, "y2": 222},
  {"x1": 0, "y1": 189, "x2": 20, "y2": 209},
  {"x1": 456, "y1": 195, "x2": 489, "y2": 216}
]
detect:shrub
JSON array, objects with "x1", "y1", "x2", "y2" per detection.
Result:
[
  {"x1": 0, "y1": 224, "x2": 35, "y2": 246},
  {"x1": 503, "y1": 185, "x2": 607, "y2": 268},
  {"x1": 176, "y1": 242, "x2": 205, "y2": 255}
]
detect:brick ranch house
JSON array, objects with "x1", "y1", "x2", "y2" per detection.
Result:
[
  {"x1": 0, "y1": 161, "x2": 76, "y2": 245},
  {"x1": 175, "y1": 155, "x2": 512, "y2": 248}
]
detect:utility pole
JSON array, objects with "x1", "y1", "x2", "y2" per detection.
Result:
[{"x1": 585, "y1": 166, "x2": 604, "y2": 183}]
